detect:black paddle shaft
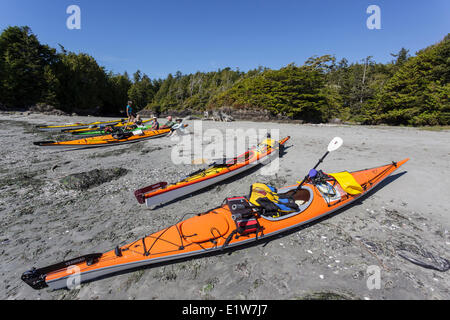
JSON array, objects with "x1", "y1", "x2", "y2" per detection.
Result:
[{"x1": 297, "y1": 151, "x2": 330, "y2": 190}]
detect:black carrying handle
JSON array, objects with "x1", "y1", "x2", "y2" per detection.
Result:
[
  {"x1": 33, "y1": 141, "x2": 56, "y2": 146},
  {"x1": 21, "y1": 253, "x2": 102, "y2": 290}
]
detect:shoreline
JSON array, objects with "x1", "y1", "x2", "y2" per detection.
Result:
[{"x1": 1, "y1": 110, "x2": 449, "y2": 132}]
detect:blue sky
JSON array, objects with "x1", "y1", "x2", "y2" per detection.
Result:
[{"x1": 1, "y1": 0, "x2": 449, "y2": 78}]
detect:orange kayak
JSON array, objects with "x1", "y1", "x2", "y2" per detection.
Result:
[
  {"x1": 21, "y1": 158, "x2": 409, "y2": 290},
  {"x1": 33, "y1": 128, "x2": 173, "y2": 150},
  {"x1": 135, "y1": 136, "x2": 290, "y2": 208}
]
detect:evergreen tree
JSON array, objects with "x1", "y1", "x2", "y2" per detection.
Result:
[
  {"x1": 375, "y1": 36, "x2": 450, "y2": 125},
  {"x1": 128, "y1": 71, "x2": 156, "y2": 111},
  {"x1": 54, "y1": 51, "x2": 109, "y2": 112},
  {"x1": 0, "y1": 25, "x2": 448, "y2": 125},
  {"x1": 0, "y1": 26, "x2": 57, "y2": 107}
]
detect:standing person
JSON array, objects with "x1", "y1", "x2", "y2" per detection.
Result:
[{"x1": 126, "y1": 101, "x2": 136, "y2": 123}]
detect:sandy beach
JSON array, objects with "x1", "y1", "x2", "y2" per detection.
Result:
[{"x1": 0, "y1": 112, "x2": 449, "y2": 300}]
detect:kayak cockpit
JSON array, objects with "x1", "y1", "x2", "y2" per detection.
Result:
[{"x1": 259, "y1": 186, "x2": 314, "y2": 221}]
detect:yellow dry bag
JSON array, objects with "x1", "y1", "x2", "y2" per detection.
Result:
[{"x1": 328, "y1": 171, "x2": 363, "y2": 195}]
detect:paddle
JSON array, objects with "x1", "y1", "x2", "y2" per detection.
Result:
[{"x1": 296, "y1": 137, "x2": 343, "y2": 190}]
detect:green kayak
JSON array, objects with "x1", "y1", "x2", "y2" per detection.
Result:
[{"x1": 71, "y1": 124, "x2": 154, "y2": 137}]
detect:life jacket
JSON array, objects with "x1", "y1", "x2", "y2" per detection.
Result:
[{"x1": 248, "y1": 183, "x2": 299, "y2": 217}]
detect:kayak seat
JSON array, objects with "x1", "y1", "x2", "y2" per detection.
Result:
[
  {"x1": 285, "y1": 188, "x2": 311, "y2": 202},
  {"x1": 180, "y1": 213, "x2": 229, "y2": 243}
]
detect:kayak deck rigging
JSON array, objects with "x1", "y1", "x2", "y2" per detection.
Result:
[{"x1": 318, "y1": 161, "x2": 400, "y2": 208}]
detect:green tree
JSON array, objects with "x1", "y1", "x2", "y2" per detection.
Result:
[
  {"x1": 390, "y1": 48, "x2": 410, "y2": 67},
  {"x1": 54, "y1": 51, "x2": 109, "y2": 112},
  {"x1": 105, "y1": 71, "x2": 132, "y2": 115},
  {"x1": 374, "y1": 35, "x2": 450, "y2": 125},
  {"x1": 128, "y1": 70, "x2": 157, "y2": 111},
  {"x1": 0, "y1": 26, "x2": 57, "y2": 107},
  {"x1": 208, "y1": 57, "x2": 332, "y2": 122}
]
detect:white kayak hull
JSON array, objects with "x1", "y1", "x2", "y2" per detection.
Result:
[{"x1": 145, "y1": 162, "x2": 260, "y2": 208}]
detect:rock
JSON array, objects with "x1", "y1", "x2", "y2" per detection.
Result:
[
  {"x1": 329, "y1": 118, "x2": 342, "y2": 124},
  {"x1": 28, "y1": 103, "x2": 69, "y2": 116},
  {"x1": 59, "y1": 167, "x2": 129, "y2": 190}
]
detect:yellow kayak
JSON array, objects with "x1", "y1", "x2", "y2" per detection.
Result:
[
  {"x1": 64, "y1": 120, "x2": 152, "y2": 134},
  {"x1": 36, "y1": 119, "x2": 128, "y2": 132}
]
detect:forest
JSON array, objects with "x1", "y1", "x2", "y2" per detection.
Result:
[{"x1": 0, "y1": 26, "x2": 448, "y2": 126}]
